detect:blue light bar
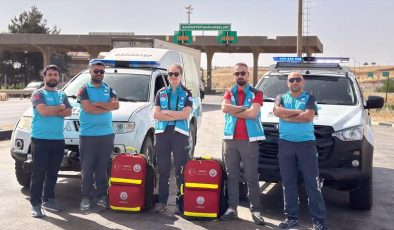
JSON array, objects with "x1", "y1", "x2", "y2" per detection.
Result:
[
  {"x1": 273, "y1": 57, "x2": 350, "y2": 63},
  {"x1": 273, "y1": 57, "x2": 303, "y2": 62},
  {"x1": 89, "y1": 59, "x2": 160, "y2": 68}
]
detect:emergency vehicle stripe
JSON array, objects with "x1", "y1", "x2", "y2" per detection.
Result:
[
  {"x1": 185, "y1": 182, "x2": 218, "y2": 189},
  {"x1": 110, "y1": 177, "x2": 142, "y2": 185},
  {"x1": 184, "y1": 211, "x2": 217, "y2": 218},
  {"x1": 110, "y1": 205, "x2": 141, "y2": 211}
]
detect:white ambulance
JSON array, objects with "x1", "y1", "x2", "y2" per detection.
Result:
[
  {"x1": 10, "y1": 40, "x2": 203, "y2": 187},
  {"x1": 254, "y1": 57, "x2": 384, "y2": 210}
]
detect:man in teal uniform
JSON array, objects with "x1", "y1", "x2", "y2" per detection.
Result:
[
  {"x1": 274, "y1": 72, "x2": 328, "y2": 230},
  {"x1": 30, "y1": 65, "x2": 72, "y2": 217},
  {"x1": 77, "y1": 61, "x2": 119, "y2": 211}
]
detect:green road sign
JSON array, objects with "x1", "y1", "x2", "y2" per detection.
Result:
[
  {"x1": 367, "y1": 72, "x2": 373, "y2": 78},
  {"x1": 382, "y1": 71, "x2": 390, "y2": 77},
  {"x1": 217, "y1": 31, "x2": 238, "y2": 44},
  {"x1": 173, "y1": 30, "x2": 192, "y2": 44},
  {"x1": 180, "y1": 23, "x2": 231, "y2": 31}
]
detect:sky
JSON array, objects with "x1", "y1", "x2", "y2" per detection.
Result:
[{"x1": 0, "y1": 0, "x2": 393, "y2": 68}]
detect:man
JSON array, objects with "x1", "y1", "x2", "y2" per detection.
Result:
[
  {"x1": 30, "y1": 65, "x2": 72, "y2": 217},
  {"x1": 77, "y1": 61, "x2": 119, "y2": 211},
  {"x1": 273, "y1": 72, "x2": 329, "y2": 230},
  {"x1": 220, "y1": 63, "x2": 265, "y2": 225}
]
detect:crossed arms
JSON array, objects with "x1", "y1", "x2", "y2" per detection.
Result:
[
  {"x1": 221, "y1": 99, "x2": 261, "y2": 119},
  {"x1": 153, "y1": 106, "x2": 192, "y2": 121},
  {"x1": 80, "y1": 97, "x2": 120, "y2": 114},
  {"x1": 36, "y1": 104, "x2": 72, "y2": 117},
  {"x1": 273, "y1": 105, "x2": 315, "y2": 122}
]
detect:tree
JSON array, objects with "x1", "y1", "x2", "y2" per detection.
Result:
[
  {"x1": 0, "y1": 6, "x2": 65, "y2": 88},
  {"x1": 8, "y1": 6, "x2": 60, "y2": 34}
]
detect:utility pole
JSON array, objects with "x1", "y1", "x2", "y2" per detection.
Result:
[
  {"x1": 297, "y1": 0, "x2": 303, "y2": 57},
  {"x1": 185, "y1": 4, "x2": 194, "y2": 24}
]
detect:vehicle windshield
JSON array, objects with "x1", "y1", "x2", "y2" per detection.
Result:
[
  {"x1": 63, "y1": 72, "x2": 150, "y2": 102},
  {"x1": 257, "y1": 74, "x2": 357, "y2": 105}
]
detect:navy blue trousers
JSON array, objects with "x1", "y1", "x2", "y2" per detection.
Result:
[{"x1": 30, "y1": 138, "x2": 65, "y2": 206}]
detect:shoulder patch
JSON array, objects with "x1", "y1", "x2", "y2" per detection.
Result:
[{"x1": 33, "y1": 94, "x2": 40, "y2": 101}]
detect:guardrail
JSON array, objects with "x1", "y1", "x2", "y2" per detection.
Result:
[{"x1": 0, "y1": 89, "x2": 34, "y2": 100}]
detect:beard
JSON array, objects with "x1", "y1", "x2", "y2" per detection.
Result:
[
  {"x1": 237, "y1": 78, "x2": 246, "y2": 86},
  {"x1": 92, "y1": 77, "x2": 103, "y2": 84},
  {"x1": 46, "y1": 80, "x2": 58, "y2": 87}
]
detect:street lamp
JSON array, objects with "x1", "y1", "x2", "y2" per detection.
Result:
[{"x1": 185, "y1": 4, "x2": 194, "y2": 24}]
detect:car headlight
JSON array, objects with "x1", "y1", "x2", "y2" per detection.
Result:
[
  {"x1": 332, "y1": 126, "x2": 364, "y2": 141},
  {"x1": 17, "y1": 117, "x2": 32, "y2": 131},
  {"x1": 112, "y1": 122, "x2": 135, "y2": 134}
]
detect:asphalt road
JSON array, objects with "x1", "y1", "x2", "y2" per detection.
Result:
[
  {"x1": 0, "y1": 98, "x2": 31, "y2": 128},
  {"x1": 0, "y1": 95, "x2": 393, "y2": 229}
]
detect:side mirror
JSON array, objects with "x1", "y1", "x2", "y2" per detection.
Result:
[{"x1": 365, "y1": 96, "x2": 384, "y2": 109}]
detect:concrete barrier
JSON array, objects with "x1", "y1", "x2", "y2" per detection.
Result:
[{"x1": 0, "y1": 89, "x2": 33, "y2": 99}]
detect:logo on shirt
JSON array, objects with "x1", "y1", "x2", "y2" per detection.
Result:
[
  {"x1": 180, "y1": 96, "x2": 185, "y2": 101},
  {"x1": 247, "y1": 98, "x2": 252, "y2": 103},
  {"x1": 33, "y1": 94, "x2": 40, "y2": 101}
]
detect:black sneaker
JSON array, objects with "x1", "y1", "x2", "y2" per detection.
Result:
[
  {"x1": 42, "y1": 199, "x2": 62, "y2": 212},
  {"x1": 97, "y1": 195, "x2": 108, "y2": 209},
  {"x1": 312, "y1": 220, "x2": 329, "y2": 230},
  {"x1": 80, "y1": 198, "x2": 91, "y2": 211},
  {"x1": 220, "y1": 208, "x2": 238, "y2": 221},
  {"x1": 151, "y1": 203, "x2": 167, "y2": 213},
  {"x1": 31, "y1": 205, "x2": 45, "y2": 218},
  {"x1": 251, "y1": 211, "x2": 265, "y2": 225},
  {"x1": 279, "y1": 218, "x2": 299, "y2": 229}
]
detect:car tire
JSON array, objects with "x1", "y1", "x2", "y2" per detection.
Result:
[
  {"x1": 349, "y1": 176, "x2": 372, "y2": 210},
  {"x1": 188, "y1": 123, "x2": 196, "y2": 159},
  {"x1": 141, "y1": 135, "x2": 155, "y2": 167},
  {"x1": 15, "y1": 161, "x2": 31, "y2": 188}
]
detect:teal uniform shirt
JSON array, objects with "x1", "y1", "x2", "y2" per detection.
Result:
[
  {"x1": 31, "y1": 88, "x2": 72, "y2": 140},
  {"x1": 77, "y1": 82, "x2": 117, "y2": 136},
  {"x1": 276, "y1": 91, "x2": 318, "y2": 142}
]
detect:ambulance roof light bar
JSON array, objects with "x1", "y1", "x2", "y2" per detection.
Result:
[
  {"x1": 273, "y1": 57, "x2": 350, "y2": 63},
  {"x1": 272, "y1": 57, "x2": 350, "y2": 70},
  {"x1": 89, "y1": 59, "x2": 160, "y2": 68}
]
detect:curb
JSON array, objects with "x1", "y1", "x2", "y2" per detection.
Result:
[{"x1": 0, "y1": 130, "x2": 12, "y2": 141}]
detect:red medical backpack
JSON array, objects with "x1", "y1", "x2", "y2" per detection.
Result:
[
  {"x1": 108, "y1": 153, "x2": 155, "y2": 212},
  {"x1": 182, "y1": 156, "x2": 227, "y2": 219}
]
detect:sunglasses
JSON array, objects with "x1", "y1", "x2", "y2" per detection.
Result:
[
  {"x1": 233, "y1": 71, "x2": 247, "y2": 77},
  {"x1": 288, "y1": 77, "x2": 302, "y2": 83},
  {"x1": 93, "y1": 69, "x2": 105, "y2": 75},
  {"x1": 168, "y1": 72, "x2": 180, "y2": 77}
]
